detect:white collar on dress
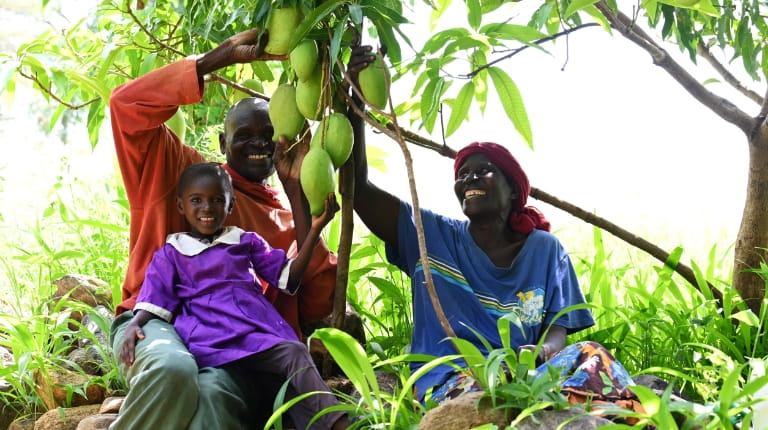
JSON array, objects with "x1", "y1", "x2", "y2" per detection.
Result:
[{"x1": 166, "y1": 226, "x2": 244, "y2": 256}]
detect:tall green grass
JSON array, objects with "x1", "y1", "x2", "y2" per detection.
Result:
[{"x1": 0, "y1": 174, "x2": 127, "y2": 418}]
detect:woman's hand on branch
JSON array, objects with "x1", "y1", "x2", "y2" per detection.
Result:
[{"x1": 346, "y1": 44, "x2": 377, "y2": 107}]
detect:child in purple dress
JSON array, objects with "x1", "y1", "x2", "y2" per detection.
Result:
[{"x1": 119, "y1": 162, "x2": 349, "y2": 430}]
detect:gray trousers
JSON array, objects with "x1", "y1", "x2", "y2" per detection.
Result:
[{"x1": 109, "y1": 311, "x2": 282, "y2": 430}]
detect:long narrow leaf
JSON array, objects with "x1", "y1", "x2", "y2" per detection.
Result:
[
  {"x1": 487, "y1": 67, "x2": 532, "y2": 148},
  {"x1": 445, "y1": 80, "x2": 474, "y2": 137},
  {"x1": 310, "y1": 328, "x2": 379, "y2": 404}
]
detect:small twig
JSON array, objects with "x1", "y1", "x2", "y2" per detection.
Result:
[
  {"x1": 124, "y1": 1, "x2": 185, "y2": 58},
  {"x1": 697, "y1": 41, "x2": 763, "y2": 106},
  {"x1": 206, "y1": 74, "x2": 269, "y2": 101},
  {"x1": 467, "y1": 23, "x2": 601, "y2": 78},
  {"x1": 17, "y1": 69, "x2": 99, "y2": 110}
]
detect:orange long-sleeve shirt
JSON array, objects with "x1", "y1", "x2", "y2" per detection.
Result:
[{"x1": 109, "y1": 59, "x2": 337, "y2": 335}]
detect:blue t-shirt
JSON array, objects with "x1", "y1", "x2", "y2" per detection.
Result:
[{"x1": 385, "y1": 201, "x2": 595, "y2": 398}]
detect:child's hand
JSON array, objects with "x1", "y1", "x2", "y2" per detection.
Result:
[
  {"x1": 311, "y1": 193, "x2": 340, "y2": 229},
  {"x1": 120, "y1": 321, "x2": 146, "y2": 367}
]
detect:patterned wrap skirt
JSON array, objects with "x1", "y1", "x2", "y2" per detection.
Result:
[{"x1": 429, "y1": 341, "x2": 645, "y2": 423}]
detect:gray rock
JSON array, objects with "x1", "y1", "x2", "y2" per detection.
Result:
[
  {"x1": 33, "y1": 404, "x2": 100, "y2": 430},
  {"x1": 514, "y1": 408, "x2": 614, "y2": 429}
]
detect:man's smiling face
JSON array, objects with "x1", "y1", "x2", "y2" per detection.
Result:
[{"x1": 220, "y1": 98, "x2": 276, "y2": 184}]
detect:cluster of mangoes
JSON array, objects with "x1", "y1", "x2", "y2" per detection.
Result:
[{"x1": 259, "y1": 4, "x2": 390, "y2": 215}]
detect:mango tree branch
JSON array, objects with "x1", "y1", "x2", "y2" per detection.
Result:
[
  {"x1": 332, "y1": 160, "x2": 355, "y2": 331},
  {"x1": 757, "y1": 85, "x2": 768, "y2": 126},
  {"x1": 595, "y1": 1, "x2": 754, "y2": 134},
  {"x1": 327, "y1": 49, "x2": 355, "y2": 332},
  {"x1": 529, "y1": 187, "x2": 724, "y2": 305},
  {"x1": 17, "y1": 69, "x2": 98, "y2": 109},
  {"x1": 206, "y1": 74, "x2": 268, "y2": 100},
  {"x1": 697, "y1": 42, "x2": 763, "y2": 106}
]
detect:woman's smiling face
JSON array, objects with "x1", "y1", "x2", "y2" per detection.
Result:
[{"x1": 454, "y1": 153, "x2": 517, "y2": 220}]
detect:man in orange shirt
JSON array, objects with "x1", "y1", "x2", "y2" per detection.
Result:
[{"x1": 108, "y1": 29, "x2": 337, "y2": 429}]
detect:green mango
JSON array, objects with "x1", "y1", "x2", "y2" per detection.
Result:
[
  {"x1": 291, "y1": 39, "x2": 319, "y2": 82},
  {"x1": 166, "y1": 109, "x2": 186, "y2": 142},
  {"x1": 358, "y1": 53, "x2": 390, "y2": 110},
  {"x1": 300, "y1": 147, "x2": 335, "y2": 216},
  {"x1": 232, "y1": 78, "x2": 264, "y2": 102},
  {"x1": 264, "y1": 6, "x2": 302, "y2": 55},
  {"x1": 296, "y1": 67, "x2": 323, "y2": 120},
  {"x1": 268, "y1": 84, "x2": 305, "y2": 142},
  {"x1": 310, "y1": 113, "x2": 353, "y2": 169}
]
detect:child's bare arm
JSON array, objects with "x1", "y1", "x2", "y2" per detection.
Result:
[{"x1": 287, "y1": 193, "x2": 339, "y2": 287}]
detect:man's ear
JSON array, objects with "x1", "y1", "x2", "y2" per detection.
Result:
[
  {"x1": 219, "y1": 133, "x2": 227, "y2": 155},
  {"x1": 176, "y1": 196, "x2": 185, "y2": 214}
]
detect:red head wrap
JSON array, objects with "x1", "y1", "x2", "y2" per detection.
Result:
[{"x1": 453, "y1": 141, "x2": 550, "y2": 234}]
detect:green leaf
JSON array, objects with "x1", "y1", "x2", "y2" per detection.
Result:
[
  {"x1": 478, "y1": 23, "x2": 548, "y2": 43},
  {"x1": 466, "y1": 0, "x2": 482, "y2": 31},
  {"x1": 63, "y1": 70, "x2": 111, "y2": 104},
  {"x1": 583, "y1": 5, "x2": 612, "y2": 32},
  {"x1": 657, "y1": 0, "x2": 720, "y2": 17},
  {"x1": 368, "y1": 276, "x2": 408, "y2": 307},
  {"x1": 487, "y1": 67, "x2": 532, "y2": 148},
  {"x1": 564, "y1": 0, "x2": 600, "y2": 19},
  {"x1": 329, "y1": 12, "x2": 349, "y2": 72},
  {"x1": 420, "y1": 76, "x2": 444, "y2": 133},
  {"x1": 448, "y1": 337, "x2": 486, "y2": 381},
  {"x1": 289, "y1": 0, "x2": 344, "y2": 52},
  {"x1": 445, "y1": 80, "x2": 474, "y2": 137},
  {"x1": 498, "y1": 312, "x2": 525, "y2": 351},
  {"x1": 310, "y1": 328, "x2": 379, "y2": 404},
  {"x1": 480, "y1": 0, "x2": 504, "y2": 14},
  {"x1": 97, "y1": 45, "x2": 124, "y2": 83},
  {"x1": 423, "y1": 28, "x2": 472, "y2": 55},
  {"x1": 138, "y1": 52, "x2": 158, "y2": 77},
  {"x1": 732, "y1": 310, "x2": 759, "y2": 326},
  {"x1": 372, "y1": 17, "x2": 403, "y2": 68}
]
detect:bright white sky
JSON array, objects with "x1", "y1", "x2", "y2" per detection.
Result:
[{"x1": 0, "y1": 1, "x2": 751, "y2": 267}]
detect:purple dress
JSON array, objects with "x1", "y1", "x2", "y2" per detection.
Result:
[{"x1": 135, "y1": 226, "x2": 299, "y2": 368}]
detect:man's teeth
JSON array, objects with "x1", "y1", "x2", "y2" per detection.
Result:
[
  {"x1": 248, "y1": 154, "x2": 268, "y2": 159},
  {"x1": 465, "y1": 190, "x2": 485, "y2": 199},
  {"x1": 200, "y1": 217, "x2": 214, "y2": 222}
]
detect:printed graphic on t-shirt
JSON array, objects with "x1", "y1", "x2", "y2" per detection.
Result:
[
  {"x1": 515, "y1": 288, "x2": 544, "y2": 324},
  {"x1": 415, "y1": 257, "x2": 545, "y2": 325}
]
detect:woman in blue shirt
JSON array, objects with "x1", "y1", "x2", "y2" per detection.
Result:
[{"x1": 346, "y1": 50, "x2": 641, "y2": 414}]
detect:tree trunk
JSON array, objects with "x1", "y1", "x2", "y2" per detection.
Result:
[{"x1": 734, "y1": 130, "x2": 768, "y2": 314}]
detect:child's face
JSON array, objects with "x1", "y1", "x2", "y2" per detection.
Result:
[{"x1": 176, "y1": 175, "x2": 233, "y2": 238}]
